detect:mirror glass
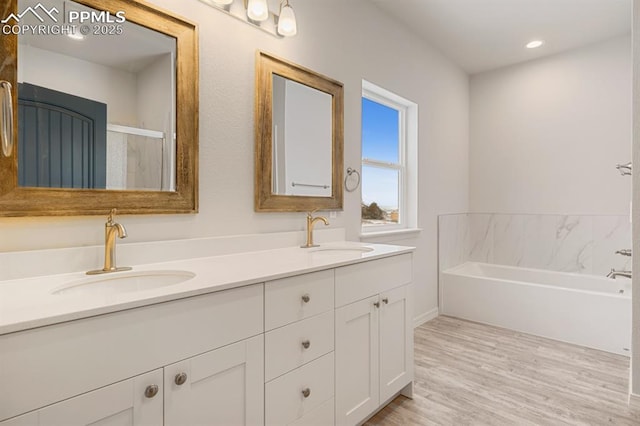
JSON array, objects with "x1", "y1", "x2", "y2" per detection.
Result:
[
  {"x1": 271, "y1": 74, "x2": 332, "y2": 197},
  {"x1": 17, "y1": 0, "x2": 176, "y2": 191},
  {"x1": 255, "y1": 51, "x2": 343, "y2": 212}
]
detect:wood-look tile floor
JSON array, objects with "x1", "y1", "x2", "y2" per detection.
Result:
[{"x1": 365, "y1": 316, "x2": 640, "y2": 426}]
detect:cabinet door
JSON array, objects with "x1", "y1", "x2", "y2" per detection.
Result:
[
  {"x1": 379, "y1": 285, "x2": 413, "y2": 403},
  {"x1": 36, "y1": 369, "x2": 162, "y2": 426},
  {"x1": 335, "y1": 296, "x2": 379, "y2": 426},
  {"x1": 164, "y1": 335, "x2": 264, "y2": 426}
]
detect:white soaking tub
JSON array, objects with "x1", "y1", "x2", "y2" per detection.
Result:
[{"x1": 441, "y1": 262, "x2": 631, "y2": 355}]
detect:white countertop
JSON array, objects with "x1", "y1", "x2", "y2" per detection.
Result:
[{"x1": 0, "y1": 242, "x2": 413, "y2": 335}]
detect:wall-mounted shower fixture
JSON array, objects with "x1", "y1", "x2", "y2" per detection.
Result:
[
  {"x1": 615, "y1": 249, "x2": 632, "y2": 257},
  {"x1": 616, "y1": 162, "x2": 632, "y2": 176},
  {"x1": 607, "y1": 268, "x2": 632, "y2": 279}
]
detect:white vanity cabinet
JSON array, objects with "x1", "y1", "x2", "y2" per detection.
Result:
[
  {"x1": 334, "y1": 254, "x2": 414, "y2": 426},
  {"x1": 0, "y1": 246, "x2": 414, "y2": 426},
  {"x1": 0, "y1": 284, "x2": 264, "y2": 425}
]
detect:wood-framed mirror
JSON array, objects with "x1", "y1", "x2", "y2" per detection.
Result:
[
  {"x1": 254, "y1": 51, "x2": 343, "y2": 212},
  {"x1": 0, "y1": 0, "x2": 198, "y2": 216}
]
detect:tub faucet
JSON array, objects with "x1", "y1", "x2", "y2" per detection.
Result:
[
  {"x1": 87, "y1": 209, "x2": 132, "y2": 275},
  {"x1": 615, "y1": 249, "x2": 632, "y2": 257},
  {"x1": 301, "y1": 211, "x2": 329, "y2": 248},
  {"x1": 607, "y1": 269, "x2": 632, "y2": 280}
]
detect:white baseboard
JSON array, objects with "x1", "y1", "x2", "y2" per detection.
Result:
[
  {"x1": 413, "y1": 307, "x2": 439, "y2": 328},
  {"x1": 629, "y1": 392, "x2": 640, "y2": 408}
]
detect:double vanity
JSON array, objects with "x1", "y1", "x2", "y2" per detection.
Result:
[
  {"x1": 0, "y1": 0, "x2": 411, "y2": 424},
  {"x1": 0, "y1": 241, "x2": 414, "y2": 426}
]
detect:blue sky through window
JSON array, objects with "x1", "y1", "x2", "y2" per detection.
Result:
[
  {"x1": 362, "y1": 98, "x2": 399, "y2": 163},
  {"x1": 362, "y1": 98, "x2": 400, "y2": 211},
  {"x1": 362, "y1": 166, "x2": 398, "y2": 210}
]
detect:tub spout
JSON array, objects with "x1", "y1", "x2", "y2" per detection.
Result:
[{"x1": 607, "y1": 269, "x2": 632, "y2": 279}]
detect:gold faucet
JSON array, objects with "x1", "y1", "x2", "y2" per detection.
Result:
[
  {"x1": 87, "y1": 209, "x2": 132, "y2": 275},
  {"x1": 301, "y1": 211, "x2": 329, "y2": 248}
]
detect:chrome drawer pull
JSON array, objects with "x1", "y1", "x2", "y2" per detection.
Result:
[
  {"x1": 301, "y1": 387, "x2": 311, "y2": 398},
  {"x1": 301, "y1": 340, "x2": 311, "y2": 349},
  {"x1": 144, "y1": 384, "x2": 159, "y2": 398},
  {"x1": 175, "y1": 372, "x2": 187, "y2": 386},
  {"x1": 301, "y1": 294, "x2": 310, "y2": 303}
]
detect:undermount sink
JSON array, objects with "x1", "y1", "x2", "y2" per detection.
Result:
[
  {"x1": 51, "y1": 270, "x2": 196, "y2": 296},
  {"x1": 310, "y1": 246, "x2": 374, "y2": 255}
]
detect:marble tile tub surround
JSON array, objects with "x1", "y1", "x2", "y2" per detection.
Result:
[
  {"x1": 438, "y1": 214, "x2": 631, "y2": 276},
  {"x1": 0, "y1": 228, "x2": 346, "y2": 282}
]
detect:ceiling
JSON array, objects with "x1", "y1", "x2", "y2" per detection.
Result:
[
  {"x1": 18, "y1": 0, "x2": 175, "y2": 73},
  {"x1": 369, "y1": 0, "x2": 632, "y2": 74}
]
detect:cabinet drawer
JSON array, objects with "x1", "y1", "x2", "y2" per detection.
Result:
[
  {"x1": 265, "y1": 353, "x2": 334, "y2": 426},
  {"x1": 335, "y1": 254, "x2": 412, "y2": 307},
  {"x1": 265, "y1": 311, "x2": 334, "y2": 381},
  {"x1": 265, "y1": 270, "x2": 334, "y2": 331},
  {"x1": 290, "y1": 398, "x2": 334, "y2": 426}
]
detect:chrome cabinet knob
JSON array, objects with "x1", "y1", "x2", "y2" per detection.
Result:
[
  {"x1": 144, "y1": 384, "x2": 159, "y2": 398},
  {"x1": 301, "y1": 387, "x2": 311, "y2": 398},
  {"x1": 174, "y1": 372, "x2": 187, "y2": 386},
  {"x1": 301, "y1": 294, "x2": 310, "y2": 303},
  {"x1": 382, "y1": 298, "x2": 389, "y2": 304},
  {"x1": 302, "y1": 340, "x2": 311, "y2": 349}
]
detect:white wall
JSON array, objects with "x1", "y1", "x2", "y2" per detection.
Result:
[
  {"x1": 1, "y1": 0, "x2": 470, "y2": 323},
  {"x1": 631, "y1": 0, "x2": 640, "y2": 398},
  {"x1": 17, "y1": 44, "x2": 138, "y2": 125},
  {"x1": 470, "y1": 36, "x2": 632, "y2": 215}
]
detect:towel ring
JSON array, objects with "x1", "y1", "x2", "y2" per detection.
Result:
[
  {"x1": 345, "y1": 167, "x2": 361, "y2": 192},
  {"x1": 0, "y1": 81, "x2": 13, "y2": 158}
]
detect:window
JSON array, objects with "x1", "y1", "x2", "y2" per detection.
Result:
[{"x1": 361, "y1": 81, "x2": 417, "y2": 233}]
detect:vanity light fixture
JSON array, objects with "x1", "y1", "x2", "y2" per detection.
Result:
[
  {"x1": 199, "y1": 0, "x2": 297, "y2": 38},
  {"x1": 247, "y1": 0, "x2": 269, "y2": 21},
  {"x1": 526, "y1": 40, "x2": 544, "y2": 49},
  {"x1": 277, "y1": 0, "x2": 297, "y2": 36}
]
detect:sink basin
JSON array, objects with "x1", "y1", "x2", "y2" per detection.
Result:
[
  {"x1": 52, "y1": 270, "x2": 196, "y2": 296},
  {"x1": 310, "y1": 246, "x2": 374, "y2": 255}
]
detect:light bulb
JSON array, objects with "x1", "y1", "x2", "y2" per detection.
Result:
[
  {"x1": 247, "y1": 0, "x2": 269, "y2": 21},
  {"x1": 526, "y1": 40, "x2": 544, "y2": 49},
  {"x1": 277, "y1": 3, "x2": 297, "y2": 36}
]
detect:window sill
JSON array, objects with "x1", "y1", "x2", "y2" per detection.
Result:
[{"x1": 359, "y1": 227, "x2": 422, "y2": 240}]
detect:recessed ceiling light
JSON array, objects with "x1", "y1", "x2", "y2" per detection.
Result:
[
  {"x1": 68, "y1": 33, "x2": 84, "y2": 41},
  {"x1": 526, "y1": 40, "x2": 544, "y2": 49}
]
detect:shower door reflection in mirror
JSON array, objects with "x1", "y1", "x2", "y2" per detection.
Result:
[{"x1": 17, "y1": 0, "x2": 176, "y2": 191}]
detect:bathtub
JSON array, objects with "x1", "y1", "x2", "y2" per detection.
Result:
[{"x1": 441, "y1": 262, "x2": 631, "y2": 355}]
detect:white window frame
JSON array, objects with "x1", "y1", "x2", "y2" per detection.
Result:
[{"x1": 361, "y1": 80, "x2": 418, "y2": 236}]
